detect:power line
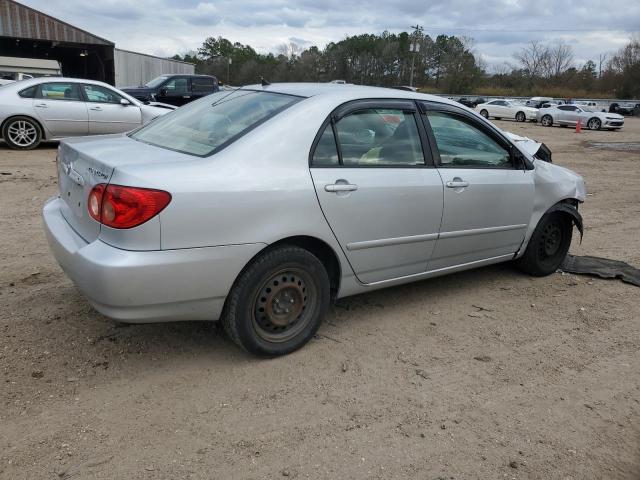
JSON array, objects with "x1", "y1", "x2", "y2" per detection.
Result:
[{"x1": 425, "y1": 26, "x2": 638, "y2": 33}]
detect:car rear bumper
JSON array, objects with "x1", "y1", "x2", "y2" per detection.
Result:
[{"x1": 43, "y1": 197, "x2": 265, "y2": 323}]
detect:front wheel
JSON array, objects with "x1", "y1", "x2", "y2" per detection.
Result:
[
  {"x1": 516, "y1": 212, "x2": 573, "y2": 276},
  {"x1": 587, "y1": 118, "x2": 601, "y2": 130},
  {"x1": 480, "y1": 109, "x2": 489, "y2": 118},
  {"x1": 2, "y1": 116, "x2": 42, "y2": 150},
  {"x1": 222, "y1": 246, "x2": 330, "y2": 356},
  {"x1": 541, "y1": 115, "x2": 553, "y2": 127}
]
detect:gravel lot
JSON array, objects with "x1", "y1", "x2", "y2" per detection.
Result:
[{"x1": 1, "y1": 118, "x2": 639, "y2": 479}]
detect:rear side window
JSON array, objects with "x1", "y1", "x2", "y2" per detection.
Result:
[
  {"x1": 335, "y1": 109, "x2": 424, "y2": 166},
  {"x1": 18, "y1": 86, "x2": 37, "y2": 98},
  {"x1": 38, "y1": 83, "x2": 82, "y2": 101},
  {"x1": 192, "y1": 77, "x2": 216, "y2": 93},
  {"x1": 311, "y1": 124, "x2": 339, "y2": 166},
  {"x1": 131, "y1": 90, "x2": 299, "y2": 156}
]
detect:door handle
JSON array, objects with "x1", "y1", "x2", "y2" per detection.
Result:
[
  {"x1": 325, "y1": 183, "x2": 358, "y2": 193},
  {"x1": 35, "y1": 103, "x2": 48, "y2": 108},
  {"x1": 182, "y1": 95, "x2": 191, "y2": 99},
  {"x1": 446, "y1": 180, "x2": 469, "y2": 188},
  {"x1": 89, "y1": 106, "x2": 103, "y2": 111}
]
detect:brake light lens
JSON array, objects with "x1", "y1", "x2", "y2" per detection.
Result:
[{"x1": 87, "y1": 183, "x2": 171, "y2": 229}]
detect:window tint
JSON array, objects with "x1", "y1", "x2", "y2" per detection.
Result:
[
  {"x1": 82, "y1": 84, "x2": 123, "y2": 104},
  {"x1": 131, "y1": 90, "x2": 299, "y2": 156},
  {"x1": 18, "y1": 86, "x2": 37, "y2": 98},
  {"x1": 334, "y1": 109, "x2": 424, "y2": 166},
  {"x1": 163, "y1": 77, "x2": 189, "y2": 94},
  {"x1": 311, "y1": 124, "x2": 339, "y2": 166},
  {"x1": 38, "y1": 83, "x2": 82, "y2": 101},
  {"x1": 426, "y1": 111, "x2": 510, "y2": 167},
  {"x1": 192, "y1": 77, "x2": 216, "y2": 93}
]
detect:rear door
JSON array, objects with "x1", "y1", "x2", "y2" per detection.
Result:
[
  {"x1": 557, "y1": 105, "x2": 579, "y2": 125},
  {"x1": 310, "y1": 100, "x2": 444, "y2": 284},
  {"x1": 81, "y1": 83, "x2": 142, "y2": 134},
  {"x1": 33, "y1": 82, "x2": 88, "y2": 137},
  {"x1": 420, "y1": 102, "x2": 534, "y2": 270}
]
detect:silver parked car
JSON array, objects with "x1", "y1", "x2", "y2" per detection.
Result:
[
  {"x1": 537, "y1": 104, "x2": 624, "y2": 130},
  {"x1": 43, "y1": 84, "x2": 586, "y2": 356},
  {"x1": 0, "y1": 77, "x2": 175, "y2": 149}
]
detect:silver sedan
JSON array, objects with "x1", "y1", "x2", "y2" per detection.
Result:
[
  {"x1": 537, "y1": 104, "x2": 624, "y2": 130},
  {"x1": 0, "y1": 77, "x2": 175, "y2": 149},
  {"x1": 43, "y1": 84, "x2": 586, "y2": 356}
]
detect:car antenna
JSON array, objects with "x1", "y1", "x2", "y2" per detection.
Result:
[{"x1": 261, "y1": 76, "x2": 271, "y2": 87}]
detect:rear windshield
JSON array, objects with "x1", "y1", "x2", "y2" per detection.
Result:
[{"x1": 130, "y1": 90, "x2": 300, "y2": 156}]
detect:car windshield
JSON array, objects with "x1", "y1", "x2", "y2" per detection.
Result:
[
  {"x1": 130, "y1": 89, "x2": 300, "y2": 156},
  {"x1": 144, "y1": 76, "x2": 170, "y2": 88}
]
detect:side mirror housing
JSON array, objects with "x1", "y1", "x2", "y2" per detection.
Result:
[
  {"x1": 120, "y1": 98, "x2": 131, "y2": 106},
  {"x1": 159, "y1": 88, "x2": 167, "y2": 96}
]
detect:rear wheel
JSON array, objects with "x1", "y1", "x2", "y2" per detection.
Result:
[
  {"x1": 222, "y1": 246, "x2": 330, "y2": 356},
  {"x1": 541, "y1": 115, "x2": 553, "y2": 127},
  {"x1": 480, "y1": 109, "x2": 489, "y2": 118},
  {"x1": 515, "y1": 111, "x2": 526, "y2": 122},
  {"x1": 516, "y1": 212, "x2": 572, "y2": 276},
  {"x1": 587, "y1": 118, "x2": 601, "y2": 130},
  {"x1": 2, "y1": 116, "x2": 42, "y2": 150}
]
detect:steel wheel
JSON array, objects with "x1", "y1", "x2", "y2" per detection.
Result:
[
  {"x1": 480, "y1": 109, "x2": 489, "y2": 118},
  {"x1": 538, "y1": 220, "x2": 563, "y2": 259},
  {"x1": 588, "y1": 118, "x2": 601, "y2": 130},
  {"x1": 3, "y1": 117, "x2": 41, "y2": 150},
  {"x1": 541, "y1": 115, "x2": 553, "y2": 127},
  {"x1": 516, "y1": 111, "x2": 526, "y2": 122},
  {"x1": 252, "y1": 268, "x2": 317, "y2": 343},
  {"x1": 516, "y1": 212, "x2": 572, "y2": 276}
]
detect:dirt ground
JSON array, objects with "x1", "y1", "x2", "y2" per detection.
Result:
[{"x1": 1, "y1": 117, "x2": 639, "y2": 480}]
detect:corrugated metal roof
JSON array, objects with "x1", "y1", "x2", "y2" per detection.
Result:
[{"x1": 0, "y1": 0, "x2": 114, "y2": 45}]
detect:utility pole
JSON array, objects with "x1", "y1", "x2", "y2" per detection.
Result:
[
  {"x1": 227, "y1": 57, "x2": 232, "y2": 84},
  {"x1": 597, "y1": 53, "x2": 607, "y2": 78},
  {"x1": 409, "y1": 24, "x2": 423, "y2": 87}
]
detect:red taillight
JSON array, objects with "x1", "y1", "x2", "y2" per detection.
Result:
[{"x1": 88, "y1": 183, "x2": 171, "y2": 229}]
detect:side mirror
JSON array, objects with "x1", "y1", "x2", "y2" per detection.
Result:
[
  {"x1": 120, "y1": 98, "x2": 131, "y2": 106},
  {"x1": 159, "y1": 88, "x2": 167, "y2": 96}
]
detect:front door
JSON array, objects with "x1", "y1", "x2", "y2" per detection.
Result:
[
  {"x1": 310, "y1": 101, "x2": 444, "y2": 284},
  {"x1": 156, "y1": 77, "x2": 192, "y2": 106},
  {"x1": 81, "y1": 84, "x2": 142, "y2": 134},
  {"x1": 33, "y1": 82, "x2": 88, "y2": 137},
  {"x1": 421, "y1": 105, "x2": 534, "y2": 271}
]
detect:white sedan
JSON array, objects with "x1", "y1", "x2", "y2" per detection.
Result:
[
  {"x1": 476, "y1": 100, "x2": 538, "y2": 122},
  {"x1": 0, "y1": 77, "x2": 175, "y2": 149}
]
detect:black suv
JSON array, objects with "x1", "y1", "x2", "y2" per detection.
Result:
[{"x1": 122, "y1": 74, "x2": 219, "y2": 106}]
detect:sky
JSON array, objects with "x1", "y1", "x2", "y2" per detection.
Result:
[{"x1": 20, "y1": 0, "x2": 640, "y2": 70}]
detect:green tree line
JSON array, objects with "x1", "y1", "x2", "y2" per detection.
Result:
[{"x1": 172, "y1": 34, "x2": 640, "y2": 99}]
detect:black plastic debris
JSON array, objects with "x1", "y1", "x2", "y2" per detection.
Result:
[{"x1": 560, "y1": 255, "x2": 640, "y2": 287}]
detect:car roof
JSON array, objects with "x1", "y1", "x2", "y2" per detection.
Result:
[
  {"x1": 238, "y1": 82, "x2": 460, "y2": 106},
  {"x1": 2, "y1": 76, "x2": 113, "y2": 89}
]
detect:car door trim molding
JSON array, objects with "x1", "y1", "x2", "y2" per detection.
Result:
[
  {"x1": 346, "y1": 232, "x2": 439, "y2": 251},
  {"x1": 439, "y1": 223, "x2": 528, "y2": 240}
]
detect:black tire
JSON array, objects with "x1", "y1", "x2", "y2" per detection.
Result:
[
  {"x1": 516, "y1": 212, "x2": 573, "y2": 276},
  {"x1": 587, "y1": 118, "x2": 601, "y2": 130},
  {"x1": 222, "y1": 245, "x2": 330, "y2": 356},
  {"x1": 2, "y1": 116, "x2": 42, "y2": 150},
  {"x1": 495, "y1": 117, "x2": 502, "y2": 120},
  {"x1": 541, "y1": 115, "x2": 553, "y2": 127},
  {"x1": 515, "y1": 111, "x2": 526, "y2": 122},
  {"x1": 480, "y1": 109, "x2": 489, "y2": 118}
]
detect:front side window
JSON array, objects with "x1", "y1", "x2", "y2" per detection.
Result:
[
  {"x1": 145, "y1": 76, "x2": 169, "y2": 88},
  {"x1": 82, "y1": 84, "x2": 123, "y2": 104},
  {"x1": 162, "y1": 77, "x2": 189, "y2": 95},
  {"x1": 131, "y1": 90, "x2": 299, "y2": 156},
  {"x1": 333, "y1": 109, "x2": 424, "y2": 166},
  {"x1": 426, "y1": 111, "x2": 511, "y2": 167},
  {"x1": 38, "y1": 83, "x2": 82, "y2": 101}
]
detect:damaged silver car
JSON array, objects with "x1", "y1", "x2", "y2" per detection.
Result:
[{"x1": 43, "y1": 83, "x2": 586, "y2": 356}]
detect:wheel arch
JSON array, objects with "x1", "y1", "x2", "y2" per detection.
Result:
[{"x1": 1, "y1": 114, "x2": 48, "y2": 141}]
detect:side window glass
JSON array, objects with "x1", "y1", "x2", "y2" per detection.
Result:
[
  {"x1": 163, "y1": 78, "x2": 189, "y2": 94},
  {"x1": 311, "y1": 123, "x2": 339, "y2": 166},
  {"x1": 334, "y1": 109, "x2": 424, "y2": 166},
  {"x1": 38, "y1": 83, "x2": 82, "y2": 101},
  {"x1": 426, "y1": 111, "x2": 511, "y2": 167},
  {"x1": 192, "y1": 77, "x2": 215, "y2": 93},
  {"x1": 82, "y1": 84, "x2": 123, "y2": 104},
  {"x1": 18, "y1": 86, "x2": 37, "y2": 98}
]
